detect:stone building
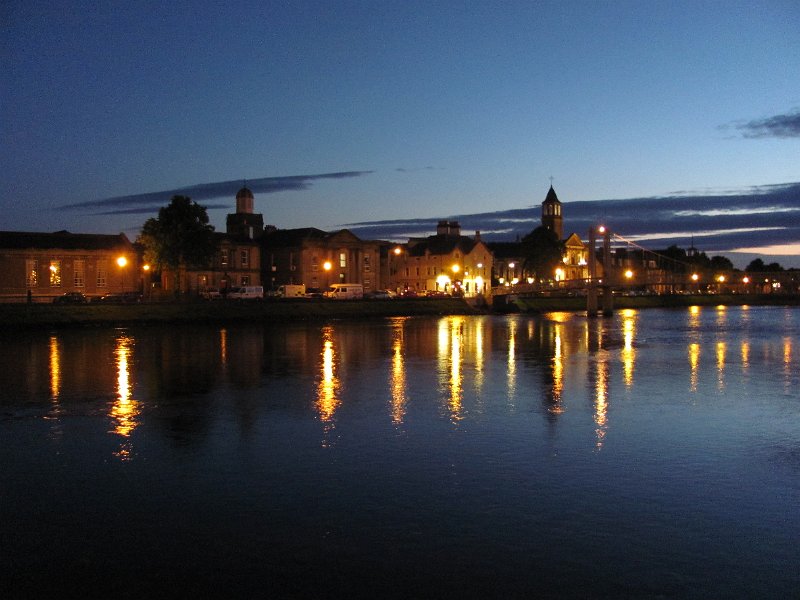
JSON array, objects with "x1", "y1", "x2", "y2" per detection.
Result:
[
  {"x1": 0, "y1": 230, "x2": 139, "y2": 302},
  {"x1": 262, "y1": 227, "x2": 382, "y2": 293},
  {"x1": 386, "y1": 220, "x2": 492, "y2": 297}
]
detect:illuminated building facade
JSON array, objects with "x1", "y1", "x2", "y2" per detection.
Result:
[
  {"x1": 0, "y1": 230, "x2": 139, "y2": 301},
  {"x1": 386, "y1": 221, "x2": 493, "y2": 297},
  {"x1": 262, "y1": 227, "x2": 383, "y2": 293}
]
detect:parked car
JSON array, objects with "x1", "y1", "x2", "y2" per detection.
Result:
[
  {"x1": 364, "y1": 289, "x2": 394, "y2": 300},
  {"x1": 53, "y1": 292, "x2": 88, "y2": 304},
  {"x1": 93, "y1": 291, "x2": 143, "y2": 304},
  {"x1": 200, "y1": 288, "x2": 222, "y2": 300}
]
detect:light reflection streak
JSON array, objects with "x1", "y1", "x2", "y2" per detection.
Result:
[
  {"x1": 716, "y1": 341, "x2": 726, "y2": 390},
  {"x1": 389, "y1": 320, "x2": 407, "y2": 425},
  {"x1": 110, "y1": 335, "x2": 139, "y2": 460},
  {"x1": 316, "y1": 326, "x2": 340, "y2": 433},
  {"x1": 689, "y1": 343, "x2": 700, "y2": 392},
  {"x1": 436, "y1": 317, "x2": 465, "y2": 422},
  {"x1": 220, "y1": 328, "x2": 228, "y2": 365},
  {"x1": 49, "y1": 335, "x2": 61, "y2": 401},
  {"x1": 594, "y1": 353, "x2": 609, "y2": 450},
  {"x1": 741, "y1": 341, "x2": 750, "y2": 373},
  {"x1": 507, "y1": 318, "x2": 517, "y2": 401},
  {"x1": 474, "y1": 318, "x2": 484, "y2": 395},
  {"x1": 621, "y1": 309, "x2": 636, "y2": 387},
  {"x1": 549, "y1": 324, "x2": 564, "y2": 413},
  {"x1": 784, "y1": 337, "x2": 793, "y2": 393},
  {"x1": 47, "y1": 335, "x2": 63, "y2": 437}
]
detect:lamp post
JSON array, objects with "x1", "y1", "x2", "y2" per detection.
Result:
[{"x1": 142, "y1": 264, "x2": 151, "y2": 301}]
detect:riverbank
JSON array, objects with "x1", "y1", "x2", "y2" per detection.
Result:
[
  {"x1": 504, "y1": 292, "x2": 800, "y2": 313},
  {"x1": 0, "y1": 298, "x2": 483, "y2": 329},
  {"x1": 2, "y1": 294, "x2": 799, "y2": 329}
]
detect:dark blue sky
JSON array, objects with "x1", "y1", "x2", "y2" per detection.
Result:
[{"x1": 2, "y1": 1, "x2": 798, "y2": 264}]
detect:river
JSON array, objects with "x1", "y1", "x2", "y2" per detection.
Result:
[{"x1": 1, "y1": 306, "x2": 798, "y2": 598}]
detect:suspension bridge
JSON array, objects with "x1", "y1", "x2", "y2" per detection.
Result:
[{"x1": 492, "y1": 225, "x2": 799, "y2": 316}]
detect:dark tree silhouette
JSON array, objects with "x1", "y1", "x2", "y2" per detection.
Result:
[
  {"x1": 139, "y1": 195, "x2": 217, "y2": 290},
  {"x1": 520, "y1": 226, "x2": 564, "y2": 281}
]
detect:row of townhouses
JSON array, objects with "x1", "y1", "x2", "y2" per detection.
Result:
[{"x1": 0, "y1": 186, "x2": 590, "y2": 301}]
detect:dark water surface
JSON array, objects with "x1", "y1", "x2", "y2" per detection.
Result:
[{"x1": 2, "y1": 307, "x2": 799, "y2": 598}]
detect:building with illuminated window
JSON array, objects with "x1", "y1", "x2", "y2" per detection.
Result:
[
  {"x1": 262, "y1": 227, "x2": 382, "y2": 293},
  {"x1": 386, "y1": 221, "x2": 492, "y2": 297},
  {"x1": 490, "y1": 186, "x2": 589, "y2": 287},
  {"x1": 0, "y1": 230, "x2": 139, "y2": 302}
]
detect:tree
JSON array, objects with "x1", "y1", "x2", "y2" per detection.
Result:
[
  {"x1": 139, "y1": 196, "x2": 217, "y2": 290},
  {"x1": 520, "y1": 226, "x2": 564, "y2": 281},
  {"x1": 709, "y1": 255, "x2": 734, "y2": 272}
]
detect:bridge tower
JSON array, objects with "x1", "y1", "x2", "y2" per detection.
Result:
[{"x1": 587, "y1": 225, "x2": 613, "y2": 317}]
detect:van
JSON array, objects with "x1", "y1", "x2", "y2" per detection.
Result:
[
  {"x1": 227, "y1": 285, "x2": 264, "y2": 300},
  {"x1": 324, "y1": 283, "x2": 364, "y2": 300},
  {"x1": 276, "y1": 284, "x2": 306, "y2": 298}
]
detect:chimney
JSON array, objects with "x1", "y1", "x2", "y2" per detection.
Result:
[{"x1": 475, "y1": 230, "x2": 481, "y2": 241}]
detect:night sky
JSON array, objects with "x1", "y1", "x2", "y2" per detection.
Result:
[{"x1": 2, "y1": 1, "x2": 798, "y2": 265}]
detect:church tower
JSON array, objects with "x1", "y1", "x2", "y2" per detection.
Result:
[
  {"x1": 541, "y1": 185, "x2": 563, "y2": 240},
  {"x1": 226, "y1": 186, "x2": 264, "y2": 239}
]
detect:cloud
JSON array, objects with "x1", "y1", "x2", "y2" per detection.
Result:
[
  {"x1": 395, "y1": 166, "x2": 441, "y2": 173},
  {"x1": 344, "y1": 182, "x2": 800, "y2": 260},
  {"x1": 723, "y1": 109, "x2": 800, "y2": 139},
  {"x1": 60, "y1": 171, "x2": 374, "y2": 213}
]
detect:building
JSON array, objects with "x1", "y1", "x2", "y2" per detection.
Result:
[
  {"x1": 168, "y1": 232, "x2": 263, "y2": 295},
  {"x1": 0, "y1": 230, "x2": 139, "y2": 302},
  {"x1": 387, "y1": 221, "x2": 492, "y2": 297},
  {"x1": 160, "y1": 186, "x2": 263, "y2": 295},
  {"x1": 262, "y1": 228, "x2": 382, "y2": 293},
  {"x1": 490, "y1": 186, "x2": 589, "y2": 288}
]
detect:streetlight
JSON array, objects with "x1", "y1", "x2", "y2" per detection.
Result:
[
  {"x1": 323, "y1": 260, "x2": 332, "y2": 290},
  {"x1": 117, "y1": 256, "x2": 127, "y2": 291},
  {"x1": 625, "y1": 270, "x2": 634, "y2": 280}
]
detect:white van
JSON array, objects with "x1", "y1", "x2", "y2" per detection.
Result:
[
  {"x1": 227, "y1": 285, "x2": 264, "y2": 300},
  {"x1": 324, "y1": 283, "x2": 364, "y2": 300}
]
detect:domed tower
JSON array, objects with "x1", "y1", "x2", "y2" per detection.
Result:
[
  {"x1": 541, "y1": 185, "x2": 563, "y2": 240},
  {"x1": 226, "y1": 185, "x2": 264, "y2": 239},
  {"x1": 236, "y1": 186, "x2": 254, "y2": 214}
]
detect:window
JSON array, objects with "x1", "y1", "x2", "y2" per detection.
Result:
[
  {"x1": 73, "y1": 260, "x2": 85, "y2": 288},
  {"x1": 241, "y1": 275, "x2": 250, "y2": 285},
  {"x1": 363, "y1": 254, "x2": 371, "y2": 272},
  {"x1": 26, "y1": 259, "x2": 38, "y2": 287},
  {"x1": 312, "y1": 256, "x2": 319, "y2": 272},
  {"x1": 240, "y1": 249, "x2": 249, "y2": 266},
  {"x1": 49, "y1": 260, "x2": 62, "y2": 287},
  {"x1": 339, "y1": 252, "x2": 346, "y2": 268},
  {"x1": 96, "y1": 260, "x2": 107, "y2": 288},
  {"x1": 220, "y1": 249, "x2": 229, "y2": 266}
]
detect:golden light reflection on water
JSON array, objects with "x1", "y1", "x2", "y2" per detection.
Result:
[
  {"x1": 688, "y1": 305, "x2": 701, "y2": 330},
  {"x1": 689, "y1": 342, "x2": 700, "y2": 392},
  {"x1": 474, "y1": 318, "x2": 484, "y2": 395},
  {"x1": 389, "y1": 320, "x2": 407, "y2": 425},
  {"x1": 621, "y1": 309, "x2": 636, "y2": 387},
  {"x1": 49, "y1": 335, "x2": 61, "y2": 401},
  {"x1": 784, "y1": 337, "x2": 793, "y2": 393},
  {"x1": 741, "y1": 341, "x2": 750, "y2": 372},
  {"x1": 549, "y1": 324, "x2": 564, "y2": 413},
  {"x1": 594, "y1": 353, "x2": 609, "y2": 450},
  {"x1": 438, "y1": 317, "x2": 465, "y2": 422},
  {"x1": 220, "y1": 328, "x2": 228, "y2": 365},
  {"x1": 110, "y1": 335, "x2": 139, "y2": 460},
  {"x1": 716, "y1": 341, "x2": 726, "y2": 390},
  {"x1": 316, "y1": 326, "x2": 339, "y2": 428},
  {"x1": 507, "y1": 318, "x2": 517, "y2": 401}
]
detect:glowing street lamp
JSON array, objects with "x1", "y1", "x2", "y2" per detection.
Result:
[
  {"x1": 624, "y1": 270, "x2": 634, "y2": 280},
  {"x1": 717, "y1": 275, "x2": 726, "y2": 283},
  {"x1": 451, "y1": 264, "x2": 460, "y2": 274},
  {"x1": 117, "y1": 256, "x2": 128, "y2": 291},
  {"x1": 742, "y1": 276, "x2": 750, "y2": 284},
  {"x1": 691, "y1": 273, "x2": 699, "y2": 282}
]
